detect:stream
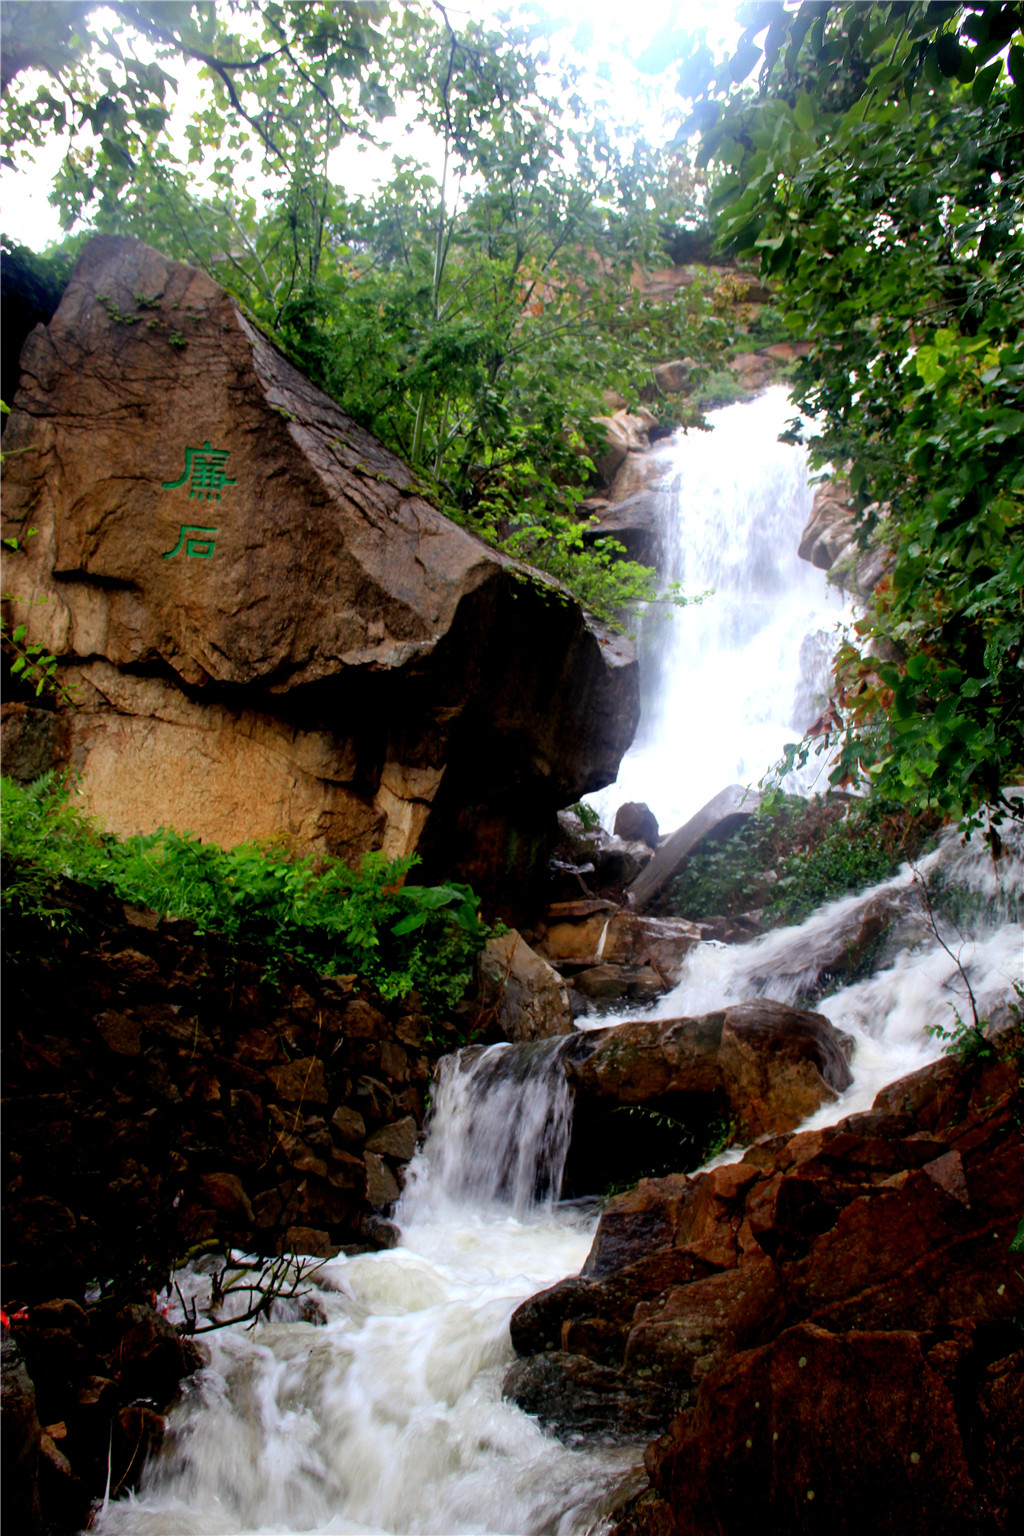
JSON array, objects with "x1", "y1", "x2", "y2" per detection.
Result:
[{"x1": 91, "y1": 393, "x2": 1022, "y2": 1536}]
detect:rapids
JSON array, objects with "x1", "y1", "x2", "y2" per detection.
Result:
[{"x1": 89, "y1": 393, "x2": 1021, "y2": 1536}]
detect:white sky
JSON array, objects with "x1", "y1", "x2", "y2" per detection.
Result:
[{"x1": 0, "y1": 0, "x2": 745, "y2": 250}]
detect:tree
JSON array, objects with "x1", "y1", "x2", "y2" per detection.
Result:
[
  {"x1": 2, "y1": 2, "x2": 725, "y2": 629},
  {"x1": 652, "y1": 1, "x2": 1023, "y2": 837}
]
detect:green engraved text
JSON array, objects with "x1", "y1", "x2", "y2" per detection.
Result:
[
  {"x1": 163, "y1": 525, "x2": 217, "y2": 559},
  {"x1": 162, "y1": 441, "x2": 236, "y2": 501}
]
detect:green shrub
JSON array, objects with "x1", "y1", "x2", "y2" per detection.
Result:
[
  {"x1": 663, "y1": 794, "x2": 940, "y2": 928},
  {"x1": 1, "y1": 775, "x2": 490, "y2": 1016}
]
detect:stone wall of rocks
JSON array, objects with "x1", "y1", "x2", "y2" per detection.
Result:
[{"x1": 3, "y1": 881, "x2": 446, "y2": 1312}]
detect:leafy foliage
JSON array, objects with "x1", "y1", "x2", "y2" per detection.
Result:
[
  {"x1": 663, "y1": 793, "x2": 939, "y2": 927},
  {"x1": 1, "y1": 774, "x2": 490, "y2": 1015},
  {"x1": 653, "y1": 2, "x2": 1024, "y2": 835}
]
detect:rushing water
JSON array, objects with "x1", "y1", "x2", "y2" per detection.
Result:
[
  {"x1": 589, "y1": 814, "x2": 1023, "y2": 1119},
  {"x1": 589, "y1": 386, "x2": 847, "y2": 833},
  {"x1": 93, "y1": 1046, "x2": 637, "y2": 1536},
  {"x1": 91, "y1": 394, "x2": 1022, "y2": 1536}
]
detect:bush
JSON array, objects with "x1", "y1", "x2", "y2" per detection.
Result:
[
  {"x1": 1, "y1": 775, "x2": 490, "y2": 1016},
  {"x1": 662, "y1": 793, "x2": 940, "y2": 928}
]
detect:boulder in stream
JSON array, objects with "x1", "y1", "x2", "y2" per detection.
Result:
[{"x1": 566, "y1": 1000, "x2": 852, "y2": 1139}]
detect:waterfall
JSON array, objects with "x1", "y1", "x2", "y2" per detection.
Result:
[
  {"x1": 89, "y1": 392, "x2": 1020, "y2": 1536},
  {"x1": 92, "y1": 1042, "x2": 635, "y2": 1536},
  {"x1": 399, "y1": 1040, "x2": 575, "y2": 1220},
  {"x1": 590, "y1": 386, "x2": 847, "y2": 833}
]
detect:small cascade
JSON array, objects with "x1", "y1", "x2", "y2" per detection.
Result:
[
  {"x1": 595, "y1": 816, "x2": 1023, "y2": 1123},
  {"x1": 399, "y1": 1040, "x2": 575, "y2": 1220},
  {"x1": 93, "y1": 1040, "x2": 625, "y2": 1536}
]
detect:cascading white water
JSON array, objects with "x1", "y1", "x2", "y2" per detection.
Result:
[
  {"x1": 589, "y1": 814, "x2": 1023, "y2": 1122},
  {"x1": 589, "y1": 386, "x2": 848, "y2": 833},
  {"x1": 92, "y1": 1041, "x2": 637, "y2": 1536},
  {"x1": 400, "y1": 1041, "x2": 575, "y2": 1220},
  {"x1": 89, "y1": 393, "x2": 1021, "y2": 1536}
]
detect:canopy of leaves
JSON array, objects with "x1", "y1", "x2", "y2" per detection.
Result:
[
  {"x1": 661, "y1": 1, "x2": 1023, "y2": 838},
  {"x1": 1, "y1": 0, "x2": 726, "y2": 629}
]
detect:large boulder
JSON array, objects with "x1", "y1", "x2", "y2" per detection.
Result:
[
  {"x1": 566, "y1": 1001, "x2": 853, "y2": 1139},
  {"x1": 0, "y1": 237, "x2": 639, "y2": 916}
]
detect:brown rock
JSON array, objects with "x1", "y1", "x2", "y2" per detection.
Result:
[
  {"x1": 798, "y1": 478, "x2": 856, "y2": 571},
  {"x1": 515, "y1": 1037, "x2": 1024, "y2": 1499},
  {"x1": 629, "y1": 1325, "x2": 984, "y2": 1536},
  {"x1": 364, "y1": 1117, "x2": 418, "y2": 1162},
  {"x1": 364, "y1": 1152, "x2": 400, "y2": 1209},
  {"x1": 266, "y1": 1058, "x2": 328, "y2": 1105},
  {"x1": 284, "y1": 1226, "x2": 332, "y2": 1258},
  {"x1": 614, "y1": 801, "x2": 660, "y2": 849},
  {"x1": 195, "y1": 1172, "x2": 255, "y2": 1224},
  {"x1": 330, "y1": 1106, "x2": 367, "y2": 1144},
  {"x1": 566, "y1": 1002, "x2": 849, "y2": 1135},
  {"x1": 2, "y1": 236, "x2": 638, "y2": 913},
  {"x1": 478, "y1": 930, "x2": 573, "y2": 1041}
]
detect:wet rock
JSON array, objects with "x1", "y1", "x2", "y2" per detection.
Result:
[
  {"x1": 620, "y1": 1324, "x2": 1011, "y2": 1536},
  {"x1": 103, "y1": 1305, "x2": 204, "y2": 1404},
  {"x1": 503, "y1": 1351, "x2": 676, "y2": 1446},
  {"x1": 534, "y1": 910, "x2": 700, "y2": 991},
  {"x1": 567, "y1": 1001, "x2": 851, "y2": 1137},
  {"x1": 614, "y1": 802, "x2": 660, "y2": 849},
  {"x1": 364, "y1": 1152, "x2": 400, "y2": 1210},
  {"x1": 364, "y1": 1116, "x2": 418, "y2": 1162},
  {"x1": 477, "y1": 930, "x2": 573, "y2": 1042},
  {"x1": 509, "y1": 1038, "x2": 1024, "y2": 1519},
  {"x1": 573, "y1": 965, "x2": 665, "y2": 1003},
  {"x1": 284, "y1": 1226, "x2": 332, "y2": 1258},
  {"x1": 628, "y1": 786, "x2": 759, "y2": 913}
]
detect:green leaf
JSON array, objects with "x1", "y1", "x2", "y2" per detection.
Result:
[
  {"x1": 971, "y1": 61, "x2": 1002, "y2": 105},
  {"x1": 793, "y1": 92, "x2": 815, "y2": 132}
]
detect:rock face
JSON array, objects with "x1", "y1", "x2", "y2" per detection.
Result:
[
  {"x1": 1, "y1": 236, "x2": 638, "y2": 915},
  {"x1": 798, "y1": 478, "x2": 857, "y2": 571},
  {"x1": 505, "y1": 1040, "x2": 1024, "y2": 1534}
]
